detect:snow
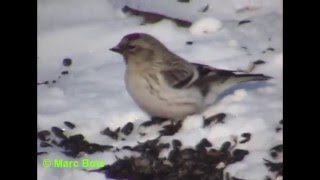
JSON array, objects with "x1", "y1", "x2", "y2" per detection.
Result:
[
  {"x1": 38, "y1": 0, "x2": 282, "y2": 179},
  {"x1": 189, "y1": 17, "x2": 222, "y2": 35}
]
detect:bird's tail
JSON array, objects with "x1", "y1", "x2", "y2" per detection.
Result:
[
  {"x1": 203, "y1": 73, "x2": 272, "y2": 106},
  {"x1": 234, "y1": 73, "x2": 273, "y2": 83}
]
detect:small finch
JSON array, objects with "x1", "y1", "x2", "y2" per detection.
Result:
[{"x1": 110, "y1": 33, "x2": 271, "y2": 121}]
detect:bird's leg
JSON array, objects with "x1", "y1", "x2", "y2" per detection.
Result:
[{"x1": 170, "y1": 119, "x2": 174, "y2": 126}]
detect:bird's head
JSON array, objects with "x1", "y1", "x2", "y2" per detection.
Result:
[{"x1": 110, "y1": 33, "x2": 167, "y2": 64}]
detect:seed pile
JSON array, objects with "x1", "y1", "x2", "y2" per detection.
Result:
[{"x1": 37, "y1": 114, "x2": 282, "y2": 180}]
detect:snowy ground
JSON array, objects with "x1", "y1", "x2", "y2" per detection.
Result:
[{"x1": 37, "y1": 0, "x2": 282, "y2": 179}]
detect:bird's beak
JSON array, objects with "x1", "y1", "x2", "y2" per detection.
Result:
[{"x1": 109, "y1": 45, "x2": 123, "y2": 54}]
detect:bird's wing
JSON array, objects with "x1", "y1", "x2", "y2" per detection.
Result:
[
  {"x1": 191, "y1": 63, "x2": 271, "y2": 96},
  {"x1": 191, "y1": 63, "x2": 235, "y2": 78},
  {"x1": 160, "y1": 55, "x2": 195, "y2": 89},
  {"x1": 160, "y1": 67, "x2": 194, "y2": 88}
]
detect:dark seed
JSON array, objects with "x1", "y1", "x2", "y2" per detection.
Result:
[
  {"x1": 232, "y1": 149, "x2": 249, "y2": 162},
  {"x1": 197, "y1": 138, "x2": 212, "y2": 148},
  {"x1": 52, "y1": 80, "x2": 56, "y2": 83},
  {"x1": 37, "y1": 152, "x2": 48, "y2": 156},
  {"x1": 231, "y1": 177, "x2": 245, "y2": 180},
  {"x1": 141, "y1": 117, "x2": 168, "y2": 127},
  {"x1": 201, "y1": 4, "x2": 209, "y2": 12},
  {"x1": 139, "y1": 132, "x2": 146, "y2": 136},
  {"x1": 240, "y1": 133, "x2": 251, "y2": 144},
  {"x1": 253, "y1": 60, "x2": 266, "y2": 65},
  {"x1": 270, "y1": 151, "x2": 278, "y2": 158},
  {"x1": 62, "y1": 151, "x2": 78, "y2": 158},
  {"x1": 69, "y1": 134, "x2": 85, "y2": 142},
  {"x1": 180, "y1": 148, "x2": 196, "y2": 160},
  {"x1": 61, "y1": 71, "x2": 69, "y2": 75},
  {"x1": 219, "y1": 141, "x2": 231, "y2": 152},
  {"x1": 265, "y1": 176, "x2": 272, "y2": 180},
  {"x1": 101, "y1": 127, "x2": 119, "y2": 140},
  {"x1": 63, "y1": 58, "x2": 72, "y2": 66},
  {"x1": 177, "y1": 0, "x2": 190, "y2": 3},
  {"x1": 51, "y1": 127, "x2": 67, "y2": 139},
  {"x1": 51, "y1": 139, "x2": 59, "y2": 146},
  {"x1": 158, "y1": 143, "x2": 170, "y2": 150},
  {"x1": 172, "y1": 139, "x2": 182, "y2": 149},
  {"x1": 122, "y1": 146, "x2": 133, "y2": 151},
  {"x1": 267, "y1": 47, "x2": 275, "y2": 51},
  {"x1": 88, "y1": 143, "x2": 113, "y2": 153},
  {"x1": 159, "y1": 121, "x2": 182, "y2": 136},
  {"x1": 186, "y1": 41, "x2": 193, "y2": 45},
  {"x1": 40, "y1": 142, "x2": 53, "y2": 148},
  {"x1": 38, "y1": 130, "x2": 51, "y2": 141},
  {"x1": 121, "y1": 122, "x2": 134, "y2": 135},
  {"x1": 238, "y1": 20, "x2": 251, "y2": 26},
  {"x1": 276, "y1": 127, "x2": 282, "y2": 132},
  {"x1": 263, "y1": 158, "x2": 283, "y2": 172},
  {"x1": 44, "y1": 81, "x2": 49, "y2": 84},
  {"x1": 279, "y1": 119, "x2": 283, "y2": 124},
  {"x1": 203, "y1": 113, "x2": 226, "y2": 127},
  {"x1": 271, "y1": 144, "x2": 283, "y2": 153},
  {"x1": 64, "y1": 121, "x2": 76, "y2": 129}
]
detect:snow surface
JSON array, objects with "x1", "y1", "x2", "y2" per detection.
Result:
[
  {"x1": 189, "y1": 17, "x2": 223, "y2": 35},
  {"x1": 38, "y1": 0, "x2": 283, "y2": 179}
]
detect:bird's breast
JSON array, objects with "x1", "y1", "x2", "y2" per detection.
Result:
[{"x1": 124, "y1": 69, "x2": 204, "y2": 119}]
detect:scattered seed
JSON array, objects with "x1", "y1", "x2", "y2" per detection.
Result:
[
  {"x1": 270, "y1": 151, "x2": 278, "y2": 158},
  {"x1": 201, "y1": 4, "x2": 210, "y2": 12},
  {"x1": 61, "y1": 71, "x2": 69, "y2": 75},
  {"x1": 196, "y1": 138, "x2": 212, "y2": 148},
  {"x1": 141, "y1": 117, "x2": 168, "y2": 127},
  {"x1": 101, "y1": 127, "x2": 119, "y2": 140},
  {"x1": 38, "y1": 130, "x2": 51, "y2": 141},
  {"x1": 121, "y1": 122, "x2": 134, "y2": 135},
  {"x1": 271, "y1": 144, "x2": 283, "y2": 153},
  {"x1": 253, "y1": 60, "x2": 266, "y2": 65},
  {"x1": 238, "y1": 20, "x2": 251, "y2": 26},
  {"x1": 51, "y1": 127, "x2": 67, "y2": 139},
  {"x1": 203, "y1": 113, "x2": 226, "y2": 127},
  {"x1": 63, "y1": 58, "x2": 72, "y2": 67},
  {"x1": 220, "y1": 141, "x2": 231, "y2": 152},
  {"x1": 240, "y1": 133, "x2": 251, "y2": 144},
  {"x1": 159, "y1": 121, "x2": 182, "y2": 136},
  {"x1": 172, "y1": 139, "x2": 182, "y2": 149},
  {"x1": 37, "y1": 152, "x2": 48, "y2": 156},
  {"x1": 232, "y1": 149, "x2": 249, "y2": 162},
  {"x1": 64, "y1": 121, "x2": 76, "y2": 129},
  {"x1": 177, "y1": 0, "x2": 190, "y2": 3},
  {"x1": 40, "y1": 142, "x2": 53, "y2": 148}
]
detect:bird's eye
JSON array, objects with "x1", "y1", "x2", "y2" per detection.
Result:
[{"x1": 127, "y1": 45, "x2": 136, "y2": 50}]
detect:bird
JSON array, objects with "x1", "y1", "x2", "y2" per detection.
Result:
[{"x1": 110, "y1": 33, "x2": 272, "y2": 121}]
